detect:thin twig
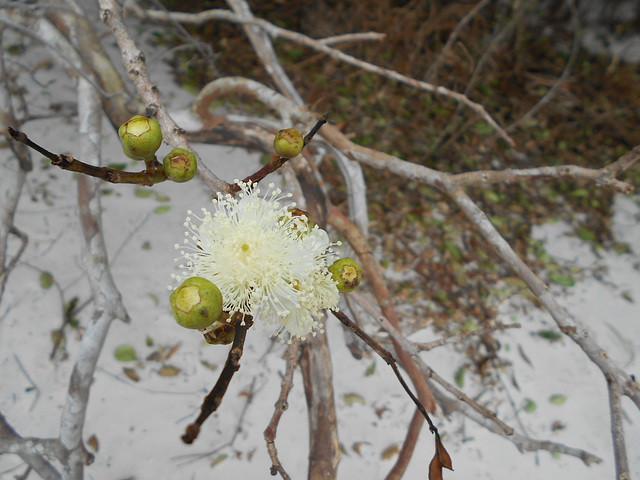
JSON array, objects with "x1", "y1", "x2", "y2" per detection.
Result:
[
  {"x1": 134, "y1": 4, "x2": 514, "y2": 145},
  {"x1": 298, "y1": 323, "x2": 340, "y2": 479},
  {"x1": 351, "y1": 293, "x2": 603, "y2": 464},
  {"x1": 225, "y1": 0, "x2": 304, "y2": 106},
  {"x1": 333, "y1": 310, "x2": 437, "y2": 434},
  {"x1": 0, "y1": 32, "x2": 31, "y2": 303},
  {"x1": 175, "y1": 377, "x2": 257, "y2": 465},
  {"x1": 231, "y1": 112, "x2": 329, "y2": 191},
  {"x1": 58, "y1": 78, "x2": 130, "y2": 480},
  {"x1": 413, "y1": 322, "x2": 521, "y2": 352},
  {"x1": 182, "y1": 316, "x2": 252, "y2": 445},
  {"x1": 506, "y1": 0, "x2": 580, "y2": 133},
  {"x1": 423, "y1": 0, "x2": 491, "y2": 82},
  {"x1": 264, "y1": 340, "x2": 301, "y2": 480},
  {"x1": 7, "y1": 127, "x2": 168, "y2": 185}
]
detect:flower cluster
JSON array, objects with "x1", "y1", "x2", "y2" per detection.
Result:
[{"x1": 172, "y1": 181, "x2": 340, "y2": 341}]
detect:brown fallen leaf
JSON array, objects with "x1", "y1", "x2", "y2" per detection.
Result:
[
  {"x1": 123, "y1": 367, "x2": 140, "y2": 382},
  {"x1": 428, "y1": 433, "x2": 453, "y2": 480},
  {"x1": 87, "y1": 434, "x2": 99, "y2": 452},
  {"x1": 381, "y1": 443, "x2": 399, "y2": 459},
  {"x1": 158, "y1": 365, "x2": 181, "y2": 377}
]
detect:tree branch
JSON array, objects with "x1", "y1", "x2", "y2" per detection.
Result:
[
  {"x1": 182, "y1": 316, "x2": 252, "y2": 445},
  {"x1": 264, "y1": 340, "x2": 301, "y2": 480}
]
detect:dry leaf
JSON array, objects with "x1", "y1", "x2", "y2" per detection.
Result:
[
  {"x1": 123, "y1": 367, "x2": 140, "y2": 382},
  {"x1": 200, "y1": 360, "x2": 218, "y2": 371},
  {"x1": 375, "y1": 406, "x2": 389, "y2": 418},
  {"x1": 87, "y1": 434, "x2": 99, "y2": 452},
  {"x1": 165, "y1": 343, "x2": 180, "y2": 360},
  {"x1": 343, "y1": 393, "x2": 365, "y2": 406},
  {"x1": 158, "y1": 366, "x2": 181, "y2": 377},
  {"x1": 352, "y1": 441, "x2": 370, "y2": 456},
  {"x1": 210, "y1": 454, "x2": 227, "y2": 467},
  {"x1": 428, "y1": 433, "x2": 453, "y2": 480},
  {"x1": 381, "y1": 443, "x2": 399, "y2": 459}
]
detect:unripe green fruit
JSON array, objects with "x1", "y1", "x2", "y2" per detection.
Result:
[
  {"x1": 163, "y1": 148, "x2": 197, "y2": 183},
  {"x1": 328, "y1": 257, "x2": 362, "y2": 293},
  {"x1": 273, "y1": 128, "x2": 304, "y2": 158},
  {"x1": 118, "y1": 115, "x2": 163, "y2": 161},
  {"x1": 170, "y1": 277, "x2": 223, "y2": 330}
]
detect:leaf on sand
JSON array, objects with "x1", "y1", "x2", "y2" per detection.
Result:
[
  {"x1": 114, "y1": 344, "x2": 137, "y2": 362},
  {"x1": 87, "y1": 434, "x2": 99, "y2": 452},
  {"x1": 548, "y1": 271, "x2": 575, "y2": 287},
  {"x1": 40, "y1": 272, "x2": 54, "y2": 290},
  {"x1": 123, "y1": 367, "x2": 140, "y2": 382},
  {"x1": 158, "y1": 365, "x2": 181, "y2": 377},
  {"x1": 428, "y1": 433, "x2": 453, "y2": 480},
  {"x1": 343, "y1": 393, "x2": 365, "y2": 406},
  {"x1": 210, "y1": 454, "x2": 227, "y2": 467},
  {"x1": 381, "y1": 443, "x2": 399, "y2": 459}
]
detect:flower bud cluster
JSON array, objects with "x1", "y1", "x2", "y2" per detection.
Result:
[{"x1": 118, "y1": 116, "x2": 198, "y2": 183}]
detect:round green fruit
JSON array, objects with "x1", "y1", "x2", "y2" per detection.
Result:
[
  {"x1": 163, "y1": 148, "x2": 197, "y2": 183},
  {"x1": 328, "y1": 257, "x2": 362, "y2": 293},
  {"x1": 170, "y1": 277, "x2": 223, "y2": 330},
  {"x1": 273, "y1": 128, "x2": 304, "y2": 158},
  {"x1": 118, "y1": 115, "x2": 163, "y2": 161}
]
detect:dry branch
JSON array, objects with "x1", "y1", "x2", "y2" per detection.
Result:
[
  {"x1": 350, "y1": 293, "x2": 603, "y2": 465},
  {"x1": 58, "y1": 78, "x2": 130, "y2": 480},
  {"x1": 182, "y1": 316, "x2": 252, "y2": 445},
  {"x1": 299, "y1": 325, "x2": 340, "y2": 480},
  {"x1": 132, "y1": 3, "x2": 514, "y2": 146},
  {"x1": 0, "y1": 34, "x2": 31, "y2": 303},
  {"x1": 264, "y1": 340, "x2": 301, "y2": 480}
]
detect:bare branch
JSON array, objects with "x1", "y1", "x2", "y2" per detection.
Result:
[
  {"x1": 0, "y1": 33, "x2": 31, "y2": 303},
  {"x1": 264, "y1": 340, "x2": 301, "y2": 480},
  {"x1": 299, "y1": 319, "x2": 339, "y2": 480},
  {"x1": 351, "y1": 293, "x2": 603, "y2": 465},
  {"x1": 182, "y1": 316, "x2": 252, "y2": 445},
  {"x1": 423, "y1": 0, "x2": 491, "y2": 82},
  {"x1": 132, "y1": 3, "x2": 514, "y2": 145},
  {"x1": 0, "y1": 413, "x2": 61, "y2": 480},
  {"x1": 58, "y1": 79, "x2": 130, "y2": 480},
  {"x1": 607, "y1": 375, "x2": 630, "y2": 480}
]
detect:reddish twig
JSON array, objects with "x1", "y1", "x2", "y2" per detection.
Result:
[
  {"x1": 7, "y1": 127, "x2": 168, "y2": 186},
  {"x1": 333, "y1": 310, "x2": 438, "y2": 434},
  {"x1": 231, "y1": 112, "x2": 329, "y2": 192},
  {"x1": 182, "y1": 316, "x2": 252, "y2": 445}
]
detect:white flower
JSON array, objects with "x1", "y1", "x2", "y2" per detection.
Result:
[{"x1": 173, "y1": 181, "x2": 340, "y2": 341}]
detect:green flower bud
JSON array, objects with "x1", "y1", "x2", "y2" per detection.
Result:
[
  {"x1": 170, "y1": 277, "x2": 223, "y2": 330},
  {"x1": 118, "y1": 115, "x2": 163, "y2": 161},
  {"x1": 163, "y1": 148, "x2": 197, "y2": 183},
  {"x1": 202, "y1": 312, "x2": 236, "y2": 345},
  {"x1": 273, "y1": 128, "x2": 304, "y2": 158},
  {"x1": 328, "y1": 257, "x2": 362, "y2": 293}
]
